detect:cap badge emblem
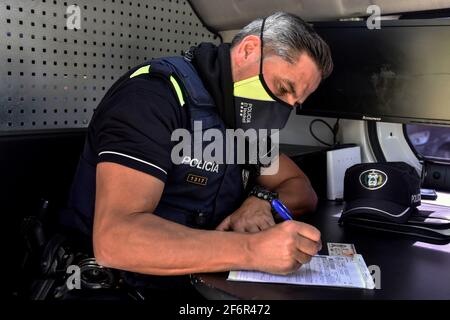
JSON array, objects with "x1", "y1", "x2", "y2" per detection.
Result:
[{"x1": 359, "y1": 169, "x2": 388, "y2": 190}]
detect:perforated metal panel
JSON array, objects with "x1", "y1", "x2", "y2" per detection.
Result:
[{"x1": 0, "y1": 0, "x2": 219, "y2": 132}]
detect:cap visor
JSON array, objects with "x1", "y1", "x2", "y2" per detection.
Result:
[{"x1": 342, "y1": 198, "x2": 411, "y2": 223}]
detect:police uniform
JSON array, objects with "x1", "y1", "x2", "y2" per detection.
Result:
[
  {"x1": 61, "y1": 31, "x2": 295, "y2": 294},
  {"x1": 62, "y1": 55, "x2": 245, "y2": 237}
]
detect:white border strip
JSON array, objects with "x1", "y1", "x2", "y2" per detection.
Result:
[
  {"x1": 98, "y1": 151, "x2": 167, "y2": 175},
  {"x1": 343, "y1": 206, "x2": 410, "y2": 217}
]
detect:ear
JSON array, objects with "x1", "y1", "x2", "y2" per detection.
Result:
[{"x1": 234, "y1": 35, "x2": 261, "y2": 65}]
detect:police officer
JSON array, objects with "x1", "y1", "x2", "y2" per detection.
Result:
[{"x1": 63, "y1": 12, "x2": 333, "y2": 296}]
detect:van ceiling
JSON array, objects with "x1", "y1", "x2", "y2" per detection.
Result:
[{"x1": 189, "y1": 0, "x2": 450, "y2": 31}]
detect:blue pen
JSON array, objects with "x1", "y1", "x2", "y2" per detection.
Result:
[{"x1": 271, "y1": 199, "x2": 293, "y2": 221}]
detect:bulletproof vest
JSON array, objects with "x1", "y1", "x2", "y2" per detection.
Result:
[{"x1": 62, "y1": 56, "x2": 244, "y2": 236}]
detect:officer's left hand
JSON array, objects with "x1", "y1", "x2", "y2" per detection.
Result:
[{"x1": 215, "y1": 196, "x2": 276, "y2": 233}]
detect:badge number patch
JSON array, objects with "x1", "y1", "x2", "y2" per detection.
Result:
[{"x1": 186, "y1": 174, "x2": 208, "y2": 186}]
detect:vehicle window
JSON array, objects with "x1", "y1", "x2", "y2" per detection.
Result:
[{"x1": 405, "y1": 124, "x2": 450, "y2": 162}]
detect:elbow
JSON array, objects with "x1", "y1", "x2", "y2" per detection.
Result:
[
  {"x1": 292, "y1": 188, "x2": 318, "y2": 217},
  {"x1": 303, "y1": 176, "x2": 318, "y2": 213},
  {"x1": 93, "y1": 228, "x2": 117, "y2": 268},
  {"x1": 309, "y1": 189, "x2": 319, "y2": 213},
  {"x1": 300, "y1": 187, "x2": 318, "y2": 214}
]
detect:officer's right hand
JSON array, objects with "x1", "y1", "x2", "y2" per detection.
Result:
[{"x1": 247, "y1": 220, "x2": 322, "y2": 275}]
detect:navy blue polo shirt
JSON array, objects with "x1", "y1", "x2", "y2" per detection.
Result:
[{"x1": 88, "y1": 76, "x2": 188, "y2": 182}]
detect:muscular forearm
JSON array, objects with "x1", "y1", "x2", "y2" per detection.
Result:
[
  {"x1": 275, "y1": 176, "x2": 318, "y2": 217},
  {"x1": 93, "y1": 212, "x2": 253, "y2": 275}
]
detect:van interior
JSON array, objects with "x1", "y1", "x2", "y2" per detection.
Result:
[{"x1": 2, "y1": 0, "x2": 450, "y2": 302}]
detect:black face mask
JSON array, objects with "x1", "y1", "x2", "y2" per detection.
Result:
[{"x1": 233, "y1": 18, "x2": 298, "y2": 131}]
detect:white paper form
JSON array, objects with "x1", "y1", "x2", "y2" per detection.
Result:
[{"x1": 228, "y1": 254, "x2": 375, "y2": 289}]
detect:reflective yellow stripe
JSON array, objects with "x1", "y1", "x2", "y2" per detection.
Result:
[
  {"x1": 170, "y1": 76, "x2": 185, "y2": 106},
  {"x1": 233, "y1": 75, "x2": 274, "y2": 101},
  {"x1": 129, "y1": 65, "x2": 151, "y2": 78},
  {"x1": 129, "y1": 65, "x2": 184, "y2": 106}
]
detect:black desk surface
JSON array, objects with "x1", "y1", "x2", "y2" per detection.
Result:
[{"x1": 192, "y1": 201, "x2": 450, "y2": 300}]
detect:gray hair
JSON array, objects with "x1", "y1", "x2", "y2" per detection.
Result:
[{"x1": 231, "y1": 12, "x2": 333, "y2": 79}]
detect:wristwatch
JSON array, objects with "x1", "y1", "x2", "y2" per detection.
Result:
[
  {"x1": 248, "y1": 185, "x2": 278, "y2": 202},
  {"x1": 248, "y1": 185, "x2": 279, "y2": 215},
  {"x1": 249, "y1": 185, "x2": 294, "y2": 220}
]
